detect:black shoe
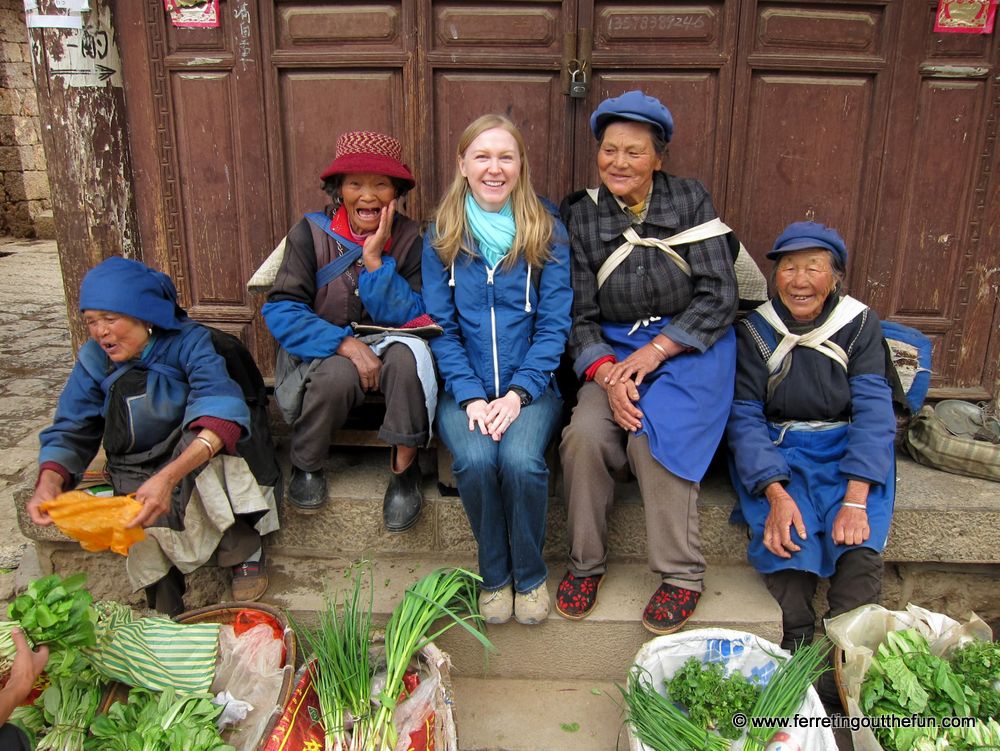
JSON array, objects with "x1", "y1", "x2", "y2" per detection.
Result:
[
  {"x1": 289, "y1": 466, "x2": 326, "y2": 512},
  {"x1": 383, "y1": 456, "x2": 423, "y2": 532}
]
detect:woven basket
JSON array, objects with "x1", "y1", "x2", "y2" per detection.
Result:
[{"x1": 99, "y1": 601, "x2": 297, "y2": 751}]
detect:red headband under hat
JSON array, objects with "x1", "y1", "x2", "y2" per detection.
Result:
[{"x1": 319, "y1": 130, "x2": 415, "y2": 190}]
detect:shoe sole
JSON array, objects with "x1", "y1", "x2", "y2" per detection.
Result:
[
  {"x1": 232, "y1": 579, "x2": 268, "y2": 602},
  {"x1": 641, "y1": 612, "x2": 693, "y2": 636},
  {"x1": 554, "y1": 575, "x2": 605, "y2": 621},
  {"x1": 384, "y1": 511, "x2": 422, "y2": 533},
  {"x1": 290, "y1": 504, "x2": 324, "y2": 515},
  {"x1": 514, "y1": 612, "x2": 549, "y2": 625}
]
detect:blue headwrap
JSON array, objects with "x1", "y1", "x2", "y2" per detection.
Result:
[{"x1": 78, "y1": 257, "x2": 184, "y2": 331}]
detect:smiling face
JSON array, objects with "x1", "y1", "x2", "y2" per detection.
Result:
[
  {"x1": 774, "y1": 249, "x2": 839, "y2": 322},
  {"x1": 339, "y1": 172, "x2": 398, "y2": 234},
  {"x1": 597, "y1": 120, "x2": 663, "y2": 206},
  {"x1": 459, "y1": 126, "x2": 521, "y2": 212},
  {"x1": 83, "y1": 310, "x2": 151, "y2": 362}
]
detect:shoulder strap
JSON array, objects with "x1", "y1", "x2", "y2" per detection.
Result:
[
  {"x1": 757, "y1": 296, "x2": 868, "y2": 375},
  {"x1": 305, "y1": 212, "x2": 365, "y2": 289}
]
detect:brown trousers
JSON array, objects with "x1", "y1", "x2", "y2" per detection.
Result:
[
  {"x1": 559, "y1": 381, "x2": 706, "y2": 592},
  {"x1": 291, "y1": 342, "x2": 428, "y2": 471}
]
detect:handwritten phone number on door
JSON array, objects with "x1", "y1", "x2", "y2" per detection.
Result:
[{"x1": 607, "y1": 14, "x2": 707, "y2": 33}]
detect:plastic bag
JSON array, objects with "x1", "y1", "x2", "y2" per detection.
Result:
[
  {"x1": 393, "y1": 673, "x2": 438, "y2": 751},
  {"x1": 40, "y1": 491, "x2": 145, "y2": 556}
]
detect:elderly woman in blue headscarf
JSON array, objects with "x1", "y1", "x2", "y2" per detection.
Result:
[
  {"x1": 26, "y1": 257, "x2": 280, "y2": 616},
  {"x1": 726, "y1": 221, "x2": 896, "y2": 707}
]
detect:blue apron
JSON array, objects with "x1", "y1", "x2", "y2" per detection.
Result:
[
  {"x1": 730, "y1": 421, "x2": 895, "y2": 577},
  {"x1": 601, "y1": 319, "x2": 736, "y2": 482}
]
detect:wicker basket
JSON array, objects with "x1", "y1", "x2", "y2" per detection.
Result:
[{"x1": 99, "y1": 601, "x2": 297, "y2": 751}]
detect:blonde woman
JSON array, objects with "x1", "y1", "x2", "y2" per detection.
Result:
[{"x1": 422, "y1": 115, "x2": 572, "y2": 625}]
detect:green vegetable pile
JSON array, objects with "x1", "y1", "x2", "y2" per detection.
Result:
[
  {"x1": 860, "y1": 628, "x2": 1000, "y2": 751},
  {"x1": 666, "y1": 657, "x2": 761, "y2": 740},
  {"x1": 8, "y1": 572, "x2": 97, "y2": 650},
  {"x1": 87, "y1": 686, "x2": 235, "y2": 751}
]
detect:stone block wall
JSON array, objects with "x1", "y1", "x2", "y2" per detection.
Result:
[{"x1": 0, "y1": 0, "x2": 51, "y2": 238}]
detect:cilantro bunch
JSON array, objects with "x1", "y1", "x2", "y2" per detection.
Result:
[{"x1": 666, "y1": 656, "x2": 761, "y2": 740}]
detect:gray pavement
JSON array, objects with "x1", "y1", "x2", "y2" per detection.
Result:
[{"x1": 0, "y1": 236, "x2": 71, "y2": 594}]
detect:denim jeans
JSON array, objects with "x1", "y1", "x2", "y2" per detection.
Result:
[{"x1": 436, "y1": 388, "x2": 561, "y2": 593}]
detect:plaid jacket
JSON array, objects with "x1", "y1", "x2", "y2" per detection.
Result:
[{"x1": 565, "y1": 170, "x2": 738, "y2": 376}]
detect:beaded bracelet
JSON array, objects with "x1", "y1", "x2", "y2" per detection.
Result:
[{"x1": 842, "y1": 501, "x2": 867, "y2": 511}]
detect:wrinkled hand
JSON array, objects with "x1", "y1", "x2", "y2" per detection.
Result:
[
  {"x1": 832, "y1": 505, "x2": 870, "y2": 546},
  {"x1": 605, "y1": 336, "x2": 679, "y2": 387},
  {"x1": 338, "y1": 336, "x2": 382, "y2": 391},
  {"x1": 763, "y1": 483, "x2": 807, "y2": 558},
  {"x1": 465, "y1": 399, "x2": 491, "y2": 435},
  {"x1": 127, "y1": 471, "x2": 176, "y2": 529},
  {"x1": 483, "y1": 392, "x2": 521, "y2": 441},
  {"x1": 9, "y1": 627, "x2": 49, "y2": 693},
  {"x1": 362, "y1": 199, "x2": 396, "y2": 272},
  {"x1": 26, "y1": 470, "x2": 62, "y2": 526},
  {"x1": 607, "y1": 381, "x2": 644, "y2": 432}
]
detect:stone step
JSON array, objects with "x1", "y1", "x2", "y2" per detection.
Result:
[{"x1": 267, "y1": 555, "x2": 782, "y2": 682}]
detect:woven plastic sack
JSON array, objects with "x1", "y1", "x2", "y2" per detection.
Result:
[
  {"x1": 40, "y1": 491, "x2": 145, "y2": 555},
  {"x1": 629, "y1": 628, "x2": 837, "y2": 751}
]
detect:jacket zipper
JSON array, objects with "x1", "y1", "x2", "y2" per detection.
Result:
[{"x1": 486, "y1": 265, "x2": 500, "y2": 398}]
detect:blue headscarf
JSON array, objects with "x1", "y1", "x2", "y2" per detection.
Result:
[
  {"x1": 465, "y1": 193, "x2": 516, "y2": 269},
  {"x1": 79, "y1": 257, "x2": 185, "y2": 331}
]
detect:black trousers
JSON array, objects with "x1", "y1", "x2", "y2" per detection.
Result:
[
  {"x1": 0, "y1": 723, "x2": 32, "y2": 750},
  {"x1": 765, "y1": 547, "x2": 884, "y2": 709}
]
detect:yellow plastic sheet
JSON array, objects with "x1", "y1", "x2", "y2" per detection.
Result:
[{"x1": 41, "y1": 491, "x2": 145, "y2": 556}]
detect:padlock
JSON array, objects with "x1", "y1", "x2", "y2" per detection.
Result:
[{"x1": 569, "y1": 68, "x2": 588, "y2": 99}]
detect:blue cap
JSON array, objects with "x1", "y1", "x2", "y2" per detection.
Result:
[
  {"x1": 590, "y1": 90, "x2": 674, "y2": 143},
  {"x1": 79, "y1": 257, "x2": 184, "y2": 331},
  {"x1": 767, "y1": 221, "x2": 848, "y2": 269}
]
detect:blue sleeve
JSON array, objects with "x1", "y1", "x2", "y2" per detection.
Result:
[
  {"x1": 421, "y1": 232, "x2": 488, "y2": 404},
  {"x1": 176, "y1": 326, "x2": 251, "y2": 433},
  {"x1": 841, "y1": 373, "x2": 895, "y2": 484},
  {"x1": 262, "y1": 299, "x2": 350, "y2": 360},
  {"x1": 358, "y1": 256, "x2": 425, "y2": 325},
  {"x1": 509, "y1": 221, "x2": 573, "y2": 400},
  {"x1": 38, "y1": 344, "x2": 107, "y2": 480},
  {"x1": 727, "y1": 399, "x2": 790, "y2": 496}
]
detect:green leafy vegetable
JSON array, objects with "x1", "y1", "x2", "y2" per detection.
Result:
[
  {"x1": 666, "y1": 657, "x2": 761, "y2": 740},
  {"x1": 8, "y1": 573, "x2": 96, "y2": 650},
  {"x1": 948, "y1": 639, "x2": 1000, "y2": 722}
]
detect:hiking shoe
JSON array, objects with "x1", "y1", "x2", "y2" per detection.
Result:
[
  {"x1": 289, "y1": 466, "x2": 326, "y2": 513},
  {"x1": 478, "y1": 585, "x2": 513, "y2": 625},
  {"x1": 554, "y1": 571, "x2": 604, "y2": 620},
  {"x1": 231, "y1": 552, "x2": 268, "y2": 602},
  {"x1": 514, "y1": 582, "x2": 550, "y2": 625},
  {"x1": 642, "y1": 582, "x2": 700, "y2": 635}
]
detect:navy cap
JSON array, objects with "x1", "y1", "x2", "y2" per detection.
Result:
[
  {"x1": 590, "y1": 90, "x2": 674, "y2": 143},
  {"x1": 767, "y1": 221, "x2": 848, "y2": 269}
]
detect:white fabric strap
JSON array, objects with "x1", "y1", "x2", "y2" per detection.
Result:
[
  {"x1": 756, "y1": 295, "x2": 868, "y2": 375},
  {"x1": 595, "y1": 217, "x2": 733, "y2": 289}
]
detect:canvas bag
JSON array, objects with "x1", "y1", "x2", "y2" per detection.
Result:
[{"x1": 905, "y1": 403, "x2": 1000, "y2": 482}]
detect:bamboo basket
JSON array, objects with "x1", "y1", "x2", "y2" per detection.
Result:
[{"x1": 99, "y1": 601, "x2": 297, "y2": 751}]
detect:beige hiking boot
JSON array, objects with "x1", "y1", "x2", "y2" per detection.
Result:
[
  {"x1": 479, "y1": 585, "x2": 513, "y2": 624},
  {"x1": 514, "y1": 582, "x2": 550, "y2": 625}
]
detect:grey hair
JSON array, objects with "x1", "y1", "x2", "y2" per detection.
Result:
[
  {"x1": 769, "y1": 249, "x2": 845, "y2": 294},
  {"x1": 595, "y1": 118, "x2": 668, "y2": 157}
]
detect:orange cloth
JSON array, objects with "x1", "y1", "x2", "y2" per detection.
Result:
[{"x1": 40, "y1": 491, "x2": 145, "y2": 556}]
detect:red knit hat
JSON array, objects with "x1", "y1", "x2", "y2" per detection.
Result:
[{"x1": 319, "y1": 131, "x2": 415, "y2": 190}]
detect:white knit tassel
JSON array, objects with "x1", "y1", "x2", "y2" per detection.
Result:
[
  {"x1": 448, "y1": 262, "x2": 455, "y2": 287},
  {"x1": 524, "y1": 265, "x2": 532, "y2": 312}
]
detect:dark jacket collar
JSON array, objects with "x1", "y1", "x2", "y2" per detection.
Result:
[{"x1": 597, "y1": 171, "x2": 681, "y2": 242}]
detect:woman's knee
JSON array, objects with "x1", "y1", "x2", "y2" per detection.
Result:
[
  {"x1": 381, "y1": 343, "x2": 418, "y2": 374},
  {"x1": 307, "y1": 355, "x2": 360, "y2": 393}
]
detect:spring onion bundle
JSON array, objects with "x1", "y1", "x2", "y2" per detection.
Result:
[
  {"x1": 289, "y1": 565, "x2": 376, "y2": 751},
  {"x1": 0, "y1": 620, "x2": 16, "y2": 675}
]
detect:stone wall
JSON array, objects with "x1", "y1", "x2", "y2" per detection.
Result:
[{"x1": 0, "y1": 0, "x2": 51, "y2": 238}]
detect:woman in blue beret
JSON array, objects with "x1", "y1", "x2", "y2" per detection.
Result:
[
  {"x1": 557, "y1": 90, "x2": 739, "y2": 634},
  {"x1": 726, "y1": 221, "x2": 896, "y2": 707},
  {"x1": 26, "y1": 257, "x2": 281, "y2": 615}
]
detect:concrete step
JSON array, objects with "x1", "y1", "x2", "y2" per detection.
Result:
[{"x1": 266, "y1": 555, "x2": 782, "y2": 681}]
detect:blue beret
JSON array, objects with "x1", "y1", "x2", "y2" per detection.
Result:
[
  {"x1": 590, "y1": 90, "x2": 674, "y2": 143},
  {"x1": 767, "y1": 221, "x2": 848, "y2": 270},
  {"x1": 79, "y1": 257, "x2": 183, "y2": 331}
]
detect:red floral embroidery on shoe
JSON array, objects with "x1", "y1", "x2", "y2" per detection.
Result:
[
  {"x1": 554, "y1": 571, "x2": 604, "y2": 619},
  {"x1": 642, "y1": 583, "x2": 700, "y2": 634}
]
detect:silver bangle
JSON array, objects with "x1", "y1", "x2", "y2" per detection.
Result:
[
  {"x1": 195, "y1": 435, "x2": 216, "y2": 457},
  {"x1": 842, "y1": 501, "x2": 867, "y2": 510},
  {"x1": 649, "y1": 341, "x2": 668, "y2": 359}
]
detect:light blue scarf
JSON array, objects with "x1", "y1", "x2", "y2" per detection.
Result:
[{"x1": 465, "y1": 193, "x2": 516, "y2": 268}]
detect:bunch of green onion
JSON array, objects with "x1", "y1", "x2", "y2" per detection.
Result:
[
  {"x1": 372, "y1": 567, "x2": 494, "y2": 750},
  {"x1": 743, "y1": 639, "x2": 832, "y2": 751},
  {"x1": 289, "y1": 565, "x2": 375, "y2": 751},
  {"x1": 620, "y1": 667, "x2": 732, "y2": 751},
  {"x1": 0, "y1": 620, "x2": 16, "y2": 676}
]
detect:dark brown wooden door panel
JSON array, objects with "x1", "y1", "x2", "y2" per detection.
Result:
[
  {"x1": 429, "y1": 3, "x2": 564, "y2": 56},
  {"x1": 273, "y1": 3, "x2": 405, "y2": 51},
  {"x1": 751, "y1": 3, "x2": 888, "y2": 61}
]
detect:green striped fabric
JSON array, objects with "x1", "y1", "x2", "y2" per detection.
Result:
[{"x1": 87, "y1": 617, "x2": 220, "y2": 694}]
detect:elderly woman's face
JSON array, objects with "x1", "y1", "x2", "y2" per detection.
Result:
[
  {"x1": 340, "y1": 172, "x2": 397, "y2": 235},
  {"x1": 83, "y1": 310, "x2": 150, "y2": 362},
  {"x1": 774, "y1": 249, "x2": 838, "y2": 322},
  {"x1": 597, "y1": 121, "x2": 663, "y2": 206}
]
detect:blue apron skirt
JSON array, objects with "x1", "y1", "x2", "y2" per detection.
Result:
[
  {"x1": 601, "y1": 319, "x2": 736, "y2": 483},
  {"x1": 731, "y1": 421, "x2": 895, "y2": 577}
]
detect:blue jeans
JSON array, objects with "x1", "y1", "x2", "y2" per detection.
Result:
[{"x1": 435, "y1": 388, "x2": 561, "y2": 593}]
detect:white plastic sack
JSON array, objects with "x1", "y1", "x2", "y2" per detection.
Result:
[
  {"x1": 824, "y1": 603, "x2": 993, "y2": 751},
  {"x1": 629, "y1": 628, "x2": 837, "y2": 751}
]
